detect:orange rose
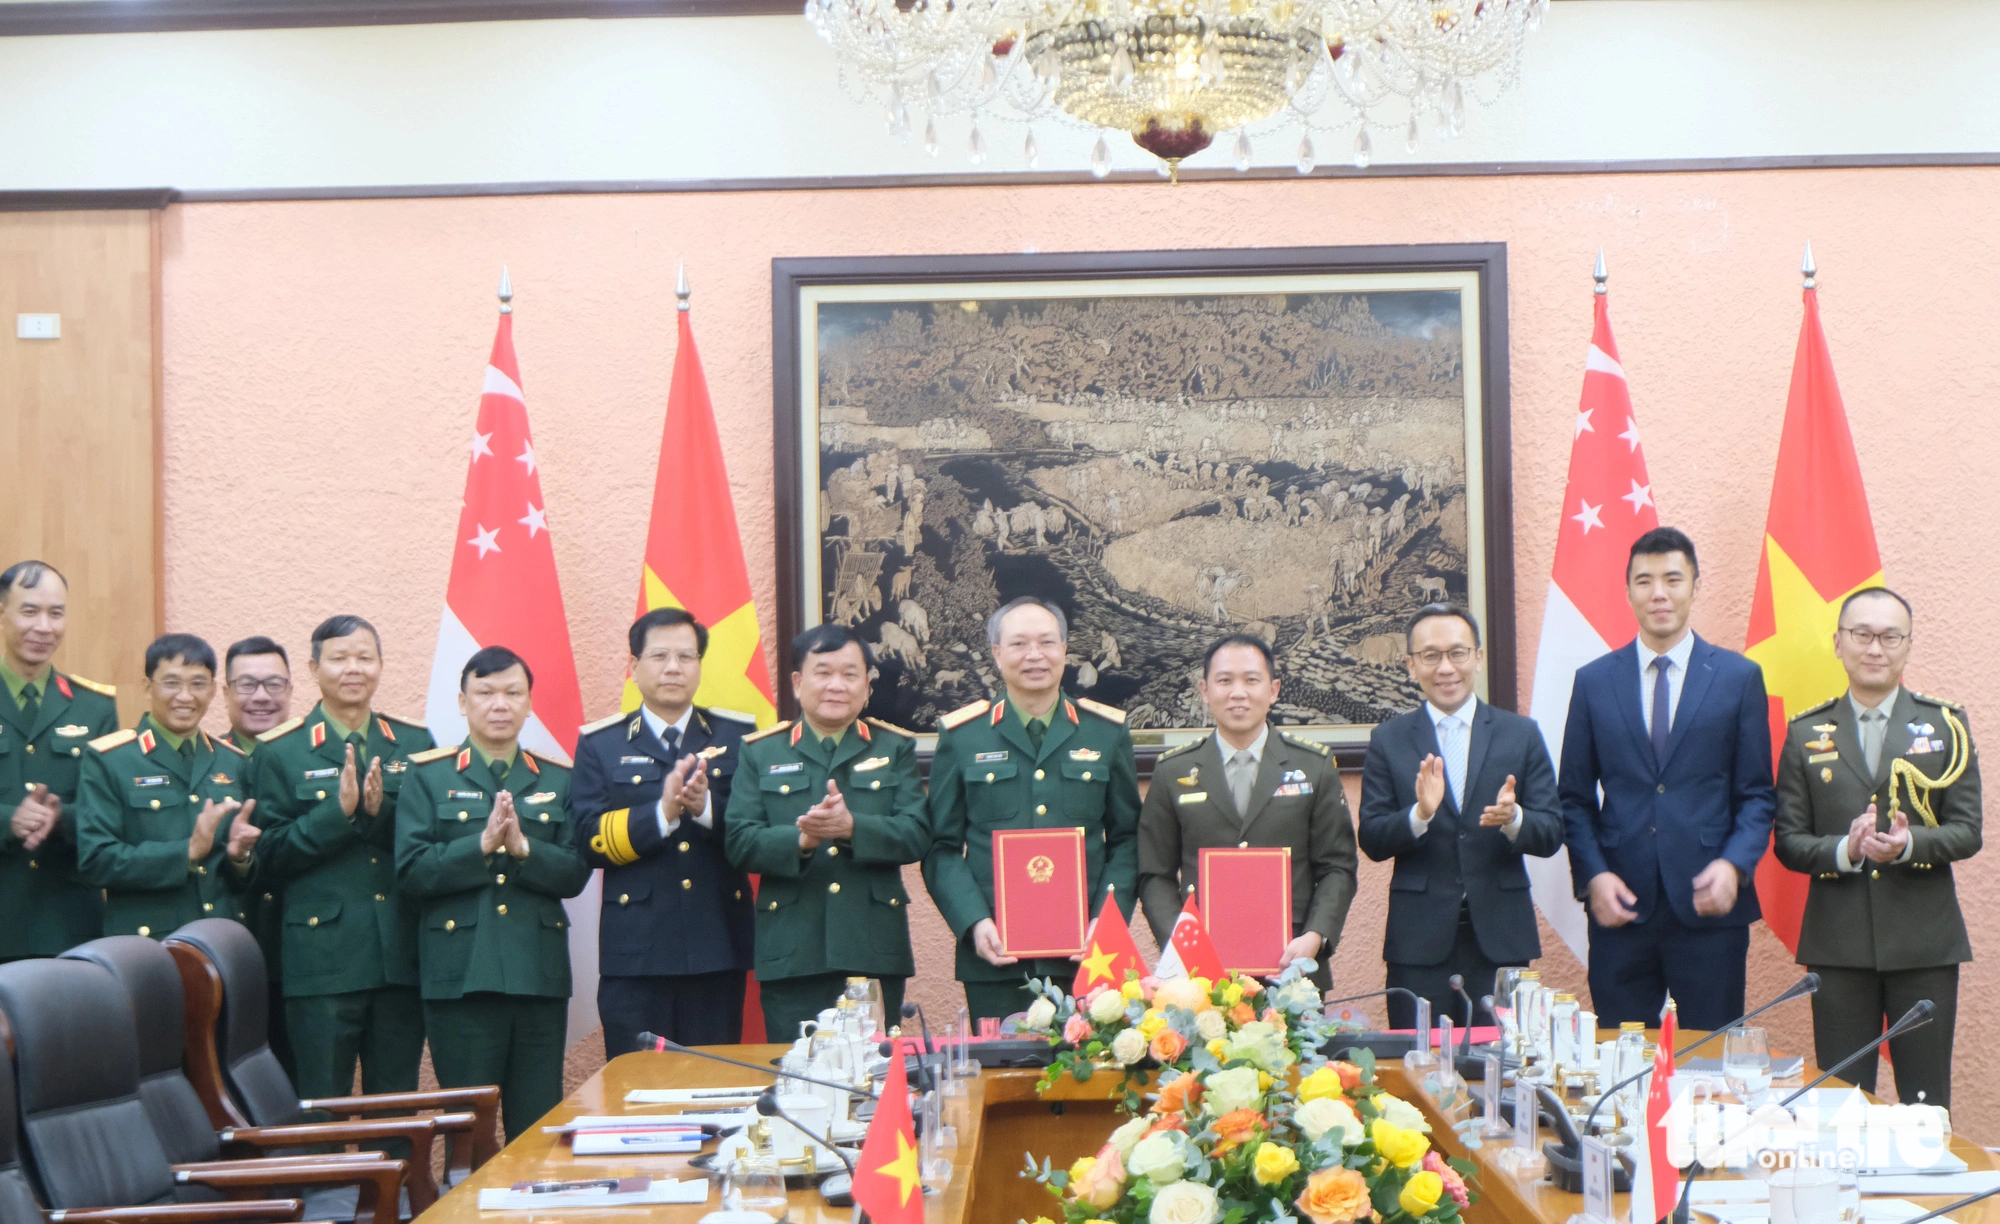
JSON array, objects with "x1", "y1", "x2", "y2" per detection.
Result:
[
  {"x1": 1209, "y1": 1108, "x2": 1265, "y2": 1153},
  {"x1": 1144, "y1": 1113, "x2": 1189, "y2": 1137},
  {"x1": 1296, "y1": 1166, "x2": 1374, "y2": 1224},
  {"x1": 1261, "y1": 1008, "x2": 1287, "y2": 1031},
  {"x1": 1229, "y1": 1002, "x2": 1257, "y2": 1025},
  {"x1": 1150, "y1": 1028, "x2": 1190, "y2": 1063},
  {"x1": 1239, "y1": 977, "x2": 1264, "y2": 997},
  {"x1": 1153, "y1": 1074, "x2": 1204, "y2": 1115},
  {"x1": 1333, "y1": 1061, "x2": 1364, "y2": 1091}
]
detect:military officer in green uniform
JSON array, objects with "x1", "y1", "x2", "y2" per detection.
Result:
[
  {"x1": 249, "y1": 615, "x2": 433, "y2": 1102},
  {"x1": 923, "y1": 597, "x2": 1141, "y2": 1022},
  {"x1": 724, "y1": 624, "x2": 929, "y2": 1040},
  {"x1": 77, "y1": 633, "x2": 263, "y2": 937},
  {"x1": 1773, "y1": 587, "x2": 1982, "y2": 1108},
  {"x1": 0, "y1": 560, "x2": 119, "y2": 960},
  {"x1": 220, "y1": 635, "x2": 296, "y2": 1074},
  {"x1": 1140, "y1": 634, "x2": 1357, "y2": 991},
  {"x1": 397, "y1": 646, "x2": 588, "y2": 1142}
]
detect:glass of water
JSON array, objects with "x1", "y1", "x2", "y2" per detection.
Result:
[{"x1": 1723, "y1": 1026, "x2": 1771, "y2": 1102}]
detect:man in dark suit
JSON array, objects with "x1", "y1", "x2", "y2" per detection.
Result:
[
  {"x1": 1560, "y1": 527, "x2": 1775, "y2": 1031},
  {"x1": 571, "y1": 608, "x2": 755, "y2": 1054},
  {"x1": 1359, "y1": 605, "x2": 1564, "y2": 1030},
  {"x1": 1773, "y1": 587, "x2": 1981, "y2": 1107},
  {"x1": 1138, "y1": 634, "x2": 1356, "y2": 991}
]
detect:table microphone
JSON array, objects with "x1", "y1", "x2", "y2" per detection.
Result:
[
  {"x1": 900, "y1": 1003, "x2": 939, "y2": 1093},
  {"x1": 637, "y1": 1033, "x2": 877, "y2": 1102},
  {"x1": 755, "y1": 1089, "x2": 861, "y2": 1211},
  {"x1": 1448, "y1": 975, "x2": 1476, "y2": 1055}
]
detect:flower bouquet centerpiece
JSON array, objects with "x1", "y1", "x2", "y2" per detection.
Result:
[{"x1": 1023, "y1": 1046, "x2": 1477, "y2": 1224}]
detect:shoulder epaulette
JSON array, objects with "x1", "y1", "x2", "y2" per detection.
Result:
[
  {"x1": 1280, "y1": 731, "x2": 1332, "y2": 757},
  {"x1": 579, "y1": 710, "x2": 627, "y2": 736},
  {"x1": 938, "y1": 700, "x2": 991, "y2": 731},
  {"x1": 381, "y1": 712, "x2": 427, "y2": 728},
  {"x1": 257, "y1": 716, "x2": 305, "y2": 744},
  {"x1": 1789, "y1": 697, "x2": 1839, "y2": 722},
  {"x1": 705, "y1": 706, "x2": 757, "y2": 724},
  {"x1": 88, "y1": 728, "x2": 137, "y2": 753},
  {"x1": 407, "y1": 744, "x2": 457, "y2": 764},
  {"x1": 865, "y1": 716, "x2": 917, "y2": 739},
  {"x1": 215, "y1": 736, "x2": 249, "y2": 756},
  {"x1": 525, "y1": 750, "x2": 567, "y2": 773},
  {"x1": 1157, "y1": 736, "x2": 1207, "y2": 761},
  {"x1": 1911, "y1": 691, "x2": 1964, "y2": 712},
  {"x1": 67, "y1": 674, "x2": 116, "y2": 698},
  {"x1": 1075, "y1": 697, "x2": 1127, "y2": 726},
  {"x1": 741, "y1": 720, "x2": 792, "y2": 744}
]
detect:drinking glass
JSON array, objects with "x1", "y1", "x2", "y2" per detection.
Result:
[
  {"x1": 724, "y1": 1155, "x2": 787, "y2": 1212},
  {"x1": 1492, "y1": 968, "x2": 1523, "y2": 1058},
  {"x1": 1723, "y1": 1026, "x2": 1772, "y2": 1102}
]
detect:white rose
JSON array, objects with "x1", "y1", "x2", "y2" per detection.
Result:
[
  {"x1": 1022, "y1": 997, "x2": 1058, "y2": 1031},
  {"x1": 1129, "y1": 1133, "x2": 1185, "y2": 1185},
  {"x1": 1108, "y1": 1114, "x2": 1152, "y2": 1158},
  {"x1": 1149, "y1": 1180, "x2": 1219, "y2": 1224},
  {"x1": 1374, "y1": 1093, "x2": 1433, "y2": 1134},
  {"x1": 1296, "y1": 1096, "x2": 1365, "y2": 1146},
  {"x1": 1090, "y1": 989, "x2": 1128, "y2": 1024},
  {"x1": 1194, "y1": 1009, "x2": 1228, "y2": 1041},
  {"x1": 1111, "y1": 1028, "x2": 1149, "y2": 1066},
  {"x1": 1203, "y1": 1065, "x2": 1263, "y2": 1117}
]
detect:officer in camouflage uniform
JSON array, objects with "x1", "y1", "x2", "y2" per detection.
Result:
[
  {"x1": 78, "y1": 633, "x2": 262, "y2": 937},
  {"x1": 725, "y1": 624, "x2": 928, "y2": 1040},
  {"x1": 924, "y1": 597, "x2": 1141, "y2": 1022},
  {"x1": 0, "y1": 560, "x2": 119, "y2": 960}
]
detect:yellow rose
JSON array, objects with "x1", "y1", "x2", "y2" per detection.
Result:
[
  {"x1": 1259, "y1": 1071, "x2": 1274, "y2": 1091},
  {"x1": 1206, "y1": 1038, "x2": 1229, "y2": 1060},
  {"x1": 1069, "y1": 1155, "x2": 1096, "y2": 1184},
  {"x1": 1399, "y1": 1170, "x2": 1444, "y2": 1217},
  {"x1": 1192, "y1": 976, "x2": 1213, "y2": 996},
  {"x1": 1139, "y1": 1011, "x2": 1167, "y2": 1040},
  {"x1": 1253, "y1": 1141, "x2": 1302, "y2": 1186},
  {"x1": 1122, "y1": 979, "x2": 1147, "y2": 1001},
  {"x1": 1298, "y1": 1066, "x2": 1346, "y2": 1103},
  {"x1": 1371, "y1": 1118, "x2": 1430, "y2": 1169},
  {"x1": 1223, "y1": 981, "x2": 1245, "y2": 1007}
]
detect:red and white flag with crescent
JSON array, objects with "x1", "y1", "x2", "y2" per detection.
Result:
[
  {"x1": 1153, "y1": 895, "x2": 1228, "y2": 982},
  {"x1": 1526, "y1": 269, "x2": 1662, "y2": 959}
]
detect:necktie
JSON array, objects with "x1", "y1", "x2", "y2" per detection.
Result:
[
  {"x1": 822, "y1": 737, "x2": 838, "y2": 758},
  {"x1": 1649, "y1": 656, "x2": 1672, "y2": 767},
  {"x1": 492, "y1": 756, "x2": 510, "y2": 782},
  {"x1": 1438, "y1": 716, "x2": 1466, "y2": 811},
  {"x1": 346, "y1": 731, "x2": 366, "y2": 768},
  {"x1": 1228, "y1": 749, "x2": 1256, "y2": 816},
  {"x1": 18, "y1": 686, "x2": 38, "y2": 730},
  {"x1": 660, "y1": 726, "x2": 680, "y2": 757},
  {"x1": 1861, "y1": 709, "x2": 1886, "y2": 776},
  {"x1": 179, "y1": 737, "x2": 195, "y2": 759},
  {"x1": 1027, "y1": 718, "x2": 1046, "y2": 749}
]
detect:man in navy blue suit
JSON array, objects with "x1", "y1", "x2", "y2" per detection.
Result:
[{"x1": 1559, "y1": 527, "x2": 1775, "y2": 1030}]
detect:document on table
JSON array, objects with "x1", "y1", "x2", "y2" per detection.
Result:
[
  {"x1": 1696, "y1": 1198, "x2": 1956, "y2": 1224},
  {"x1": 626, "y1": 1086, "x2": 766, "y2": 1103},
  {"x1": 1859, "y1": 1172, "x2": 2000, "y2": 1197},
  {"x1": 571, "y1": 1129, "x2": 704, "y2": 1155},
  {"x1": 477, "y1": 1179, "x2": 709, "y2": 1209},
  {"x1": 1680, "y1": 1057, "x2": 1807, "y2": 1080}
]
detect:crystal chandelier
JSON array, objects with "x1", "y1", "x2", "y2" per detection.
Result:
[{"x1": 807, "y1": 0, "x2": 1547, "y2": 179}]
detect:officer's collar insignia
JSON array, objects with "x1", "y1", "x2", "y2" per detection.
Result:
[
  {"x1": 210, "y1": 773, "x2": 232, "y2": 785},
  {"x1": 303, "y1": 766, "x2": 339, "y2": 779},
  {"x1": 376, "y1": 717, "x2": 396, "y2": 743},
  {"x1": 56, "y1": 724, "x2": 90, "y2": 737},
  {"x1": 698, "y1": 745, "x2": 729, "y2": 760},
  {"x1": 456, "y1": 748, "x2": 473, "y2": 772},
  {"x1": 790, "y1": 723, "x2": 805, "y2": 747},
  {"x1": 990, "y1": 701, "x2": 1006, "y2": 725},
  {"x1": 310, "y1": 722, "x2": 327, "y2": 749},
  {"x1": 1064, "y1": 700, "x2": 1078, "y2": 724},
  {"x1": 522, "y1": 754, "x2": 540, "y2": 775},
  {"x1": 384, "y1": 759, "x2": 408, "y2": 773},
  {"x1": 854, "y1": 756, "x2": 891, "y2": 772},
  {"x1": 133, "y1": 775, "x2": 168, "y2": 787},
  {"x1": 769, "y1": 761, "x2": 805, "y2": 774},
  {"x1": 53, "y1": 675, "x2": 73, "y2": 700},
  {"x1": 855, "y1": 720, "x2": 872, "y2": 743},
  {"x1": 627, "y1": 715, "x2": 643, "y2": 740},
  {"x1": 974, "y1": 750, "x2": 1008, "y2": 763},
  {"x1": 137, "y1": 729, "x2": 157, "y2": 755},
  {"x1": 1068, "y1": 747, "x2": 1101, "y2": 761},
  {"x1": 526, "y1": 791, "x2": 557, "y2": 803}
]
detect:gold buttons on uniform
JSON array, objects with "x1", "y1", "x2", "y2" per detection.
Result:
[
  {"x1": 734, "y1": 890, "x2": 743, "y2": 900},
  {"x1": 195, "y1": 865, "x2": 207, "y2": 876},
  {"x1": 828, "y1": 847, "x2": 840, "y2": 856},
  {"x1": 262, "y1": 893, "x2": 273, "y2": 902},
  {"x1": 375, "y1": 893, "x2": 386, "y2": 901},
  {"x1": 138, "y1": 926, "x2": 151, "y2": 936},
  {"x1": 150, "y1": 799, "x2": 160, "y2": 810},
  {"x1": 23, "y1": 746, "x2": 32, "y2": 755},
  {"x1": 1656, "y1": 784, "x2": 1666, "y2": 794},
  {"x1": 1034, "y1": 769, "x2": 1045, "y2": 781},
  {"x1": 497, "y1": 904, "x2": 508, "y2": 915},
  {"x1": 446, "y1": 920, "x2": 456, "y2": 931},
  {"x1": 780, "y1": 784, "x2": 791, "y2": 795},
  {"x1": 457, "y1": 811, "x2": 468, "y2": 820},
  {"x1": 539, "y1": 813, "x2": 549, "y2": 822},
  {"x1": 619, "y1": 893, "x2": 630, "y2": 904},
  {"x1": 829, "y1": 882, "x2": 841, "y2": 894},
  {"x1": 985, "y1": 772, "x2": 995, "y2": 783},
  {"x1": 768, "y1": 901, "x2": 778, "y2": 910},
  {"x1": 1082, "y1": 771, "x2": 1092, "y2": 781},
  {"x1": 316, "y1": 790, "x2": 326, "y2": 800},
  {"x1": 1871, "y1": 870, "x2": 1880, "y2": 880},
  {"x1": 1035, "y1": 805, "x2": 1047, "y2": 815},
  {"x1": 679, "y1": 842, "x2": 690, "y2": 853},
  {"x1": 1239, "y1": 841, "x2": 1249, "y2": 848},
  {"x1": 25, "y1": 861, "x2": 35, "y2": 870},
  {"x1": 495, "y1": 875, "x2": 506, "y2": 886},
  {"x1": 203, "y1": 903, "x2": 214, "y2": 912},
  {"x1": 890, "y1": 898, "x2": 900, "y2": 907},
  {"x1": 308, "y1": 916, "x2": 319, "y2": 927},
  {"x1": 871, "y1": 781, "x2": 881, "y2": 790},
  {"x1": 631, "y1": 774, "x2": 643, "y2": 783},
  {"x1": 682, "y1": 879, "x2": 693, "y2": 890}
]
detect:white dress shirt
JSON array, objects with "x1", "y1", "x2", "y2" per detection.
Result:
[
  {"x1": 643, "y1": 704, "x2": 713, "y2": 835},
  {"x1": 1410, "y1": 696, "x2": 1522, "y2": 839},
  {"x1": 1835, "y1": 690, "x2": 1914, "y2": 873},
  {"x1": 1638, "y1": 630, "x2": 1698, "y2": 736}
]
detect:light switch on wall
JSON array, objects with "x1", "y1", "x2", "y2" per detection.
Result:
[{"x1": 16, "y1": 314, "x2": 60, "y2": 340}]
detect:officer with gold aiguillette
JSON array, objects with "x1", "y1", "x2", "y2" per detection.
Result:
[
  {"x1": 397, "y1": 646, "x2": 589, "y2": 1142},
  {"x1": 724, "y1": 624, "x2": 928, "y2": 1040},
  {"x1": 1773, "y1": 587, "x2": 1982, "y2": 1108},
  {"x1": 77, "y1": 633, "x2": 262, "y2": 938},
  {"x1": 923, "y1": 597, "x2": 1141, "y2": 1022},
  {"x1": 0, "y1": 560, "x2": 120, "y2": 960}
]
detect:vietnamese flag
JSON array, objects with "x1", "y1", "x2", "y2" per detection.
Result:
[
  {"x1": 1074, "y1": 887, "x2": 1149, "y2": 995},
  {"x1": 852, "y1": 1036, "x2": 925, "y2": 1224},
  {"x1": 1743, "y1": 246, "x2": 1885, "y2": 955}
]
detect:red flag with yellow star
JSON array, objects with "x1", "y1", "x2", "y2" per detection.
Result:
[
  {"x1": 852, "y1": 1036, "x2": 925, "y2": 1224},
  {"x1": 1073, "y1": 887, "x2": 1149, "y2": 995},
  {"x1": 1744, "y1": 266, "x2": 1884, "y2": 954}
]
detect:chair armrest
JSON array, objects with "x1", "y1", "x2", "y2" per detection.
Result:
[
  {"x1": 173, "y1": 1158, "x2": 404, "y2": 1224},
  {"x1": 305, "y1": 1087, "x2": 501, "y2": 1169},
  {"x1": 50, "y1": 1200, "x2": 305, "y2": 1223},
  {"x1": 218, "y1": 1118, "x2": 440, "y2": 1209}
]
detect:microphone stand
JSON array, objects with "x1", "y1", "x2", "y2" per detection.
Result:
[
  {"x1": 1897, "y1": 1181, "x2": 2000, "y2": 1224},
  {"x1": 1448, "y1": 975, "x2": 1476, "y2": 1057},
  {"x1": 640, "y1": 1034, "x2": 878, "y2": 1102},
  {"x1": 899, "y1": 1003, "x2": 940, "y2": 1094}
]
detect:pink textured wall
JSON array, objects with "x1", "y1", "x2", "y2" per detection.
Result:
[{"x1": 161, "y1": 168, "x2": 1998, "y2": 1126}]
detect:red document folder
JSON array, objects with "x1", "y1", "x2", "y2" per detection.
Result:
[
  {"x1": 992, "y1": 827, "x2": 1088, "y2": 957},
  {"x1": 1199, "y1": 846, "x2": 1293, "y2": 975}
]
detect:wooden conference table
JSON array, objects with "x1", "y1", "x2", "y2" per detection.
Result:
[{"x1": 418, "y1": 1039, "x2": 1995, "y2": 1224}]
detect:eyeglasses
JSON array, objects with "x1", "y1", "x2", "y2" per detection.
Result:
[
  {"x1": 229, "y1": 677, "x2": 292, "y2": 697},
  {"x1": 1410, "y1": 647, "x2": 1476, "y2": 667},
  {"x1": 640, "y1": 650, "x2": 703, "y2": 668},
  {"x1": 1840, "y1": 628, "x2": 1909, "y2": 649}
]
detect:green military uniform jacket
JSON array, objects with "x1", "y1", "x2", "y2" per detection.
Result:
[
  {"x1": 248, "y1": 704, "x2": 434, "y2": 996},
  {"x1": 723, "y1": 717, "x2": 928, "y2": 982},
  {"x1": 922, "y1": 695, "x2": 1141, "y2": 984},
  {"x1": 226, "y1": 733, "x2": 285, "y2": 982},
  {"x1": 395, "y1": 743, "x2": 589, "y2": 1001},
  {"x1": 0, "y1": 670, "x2": 119, "y2": 957},
  {"x1": 1773, "y1": 687, "x2": 1983, "y2": 971},
  {"x1": 76, "y1": 715, "x2": 253, "y2": 938},
  {"x1": 1136, "y1": 725, "x2": 1358, "y2": 949}
]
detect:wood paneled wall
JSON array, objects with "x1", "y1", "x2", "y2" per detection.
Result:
[{"x1": 0, "y1": 209, "x2": 160, "y2": 713}]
